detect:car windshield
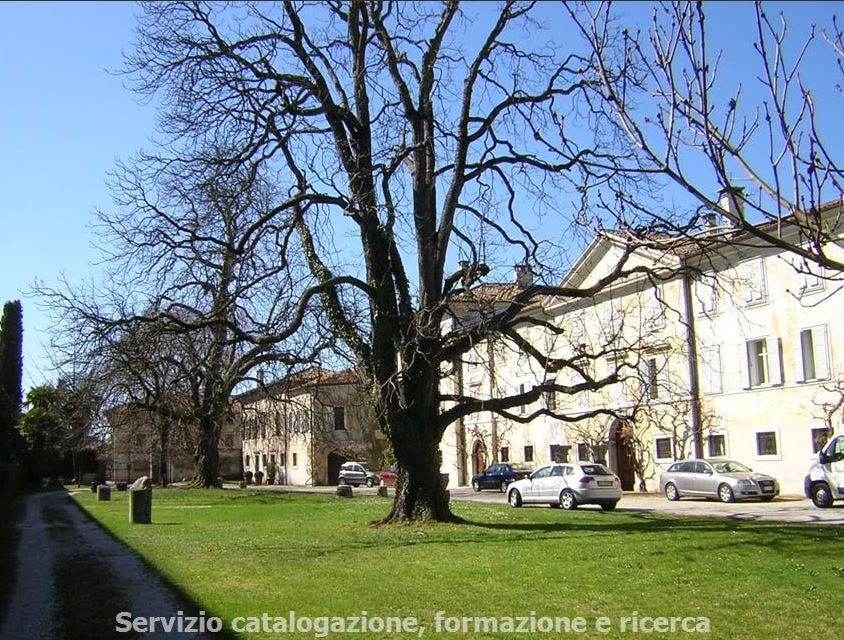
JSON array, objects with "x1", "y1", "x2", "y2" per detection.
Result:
[
  {"x1": 712, "y1": 461, "x2": 751, "y2": 473},
  {"x1": 579, "y1": 464, "x2": 612, "y2": 476}
]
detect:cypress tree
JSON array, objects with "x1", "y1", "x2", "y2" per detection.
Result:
[{"x1": 0, "y1": 300, "x2": 23, "y2": 462}]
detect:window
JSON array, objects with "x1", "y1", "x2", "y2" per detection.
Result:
[
  {"x1": 333, "y1": 406, "x2": 346, "y2": 431},
  {"x1": 577, "y1": 443, "x2": 590, "y2": 462},
  {"x1": 500, "y1": 446, "x2": 509, "y2": 462},
  {"x1": 292, "y1": 453, "x2": 298, "y2": 467},
  {"x1": 655, "y1": 437, "x2": 672, "y2": 460},
  {"x1": 797, "y1": 260, "x2": 824, "y2": 295},
  {"x1": 699, "y1": 345, "x2": 723, "y2": 394},
  {"x1": 549, "y1": 444, "x2": 570, "y2": 463},
  {"x1": 798, "y1": 326, "x2": 830, "y2": 381},
  {"x1": 746, "y1": 339, "x2": 768, "y2": 386},
  {"x1": 279, "y1": 452, "x2": 286, "y2": 466},
  {"x1": 756, "y1": 431, "x2": 778, "y2": 456},
  {"x1": 524, "y1": 445, "x2": 534, "y2": 463},
  {"x1": 746, "y1": 338, "x2": 783, "y2": 387},
  {"x1": 707, "y1": 434, "x2": 726, "y2": 457},
  {"x1": 643, "y1": 355, "x2": 669, "y2": 400},
  {"x1": 644, "y1": 293, "x2": 666, "y2": 330},
  {"x1": 739, "y1": 259, "x2": 767, "y2": 306},
  {"x1": 694, "y1": 275, "x2": 718, "y2": 316},
  {"x1": 811, "y1": 428, "x2": 831, "y2": 454},
  {"x1": 245, "y1": 455, "x2": 251, "y2": 467},
  {"x1": 544, "y1": 387, "x2": 557, "y2": 412}
]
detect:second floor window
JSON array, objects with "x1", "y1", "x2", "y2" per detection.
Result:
[
  {"x1": 798, "y1": 326, "x2": 830, "y2": 381},
  {"x1": 746, "y1": 338, "x2": 782, "y2": 387},
  {"x1": 524, "y1": 445, "x2": 534, "y2": 463},
  {"x1": 333, "y1": 406, "x2": 346, "y2": 431}
]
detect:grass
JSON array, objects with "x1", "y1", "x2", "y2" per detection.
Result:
[{"x1": 71, "y1": 488, "x2": 844, "y2": 639}]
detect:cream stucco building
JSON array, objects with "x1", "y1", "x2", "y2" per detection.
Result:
[
  {"x1": 238, "y1": 367, "x2": 386, "y2": 486},
  {"x1": 440, "y1": 201, "x2": 844, "y2": 495}
]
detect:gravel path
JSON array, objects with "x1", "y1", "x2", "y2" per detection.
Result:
[{"x1": 0, "y1": 491, "x2": 209, "y2": 639}]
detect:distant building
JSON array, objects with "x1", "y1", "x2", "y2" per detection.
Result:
[
  {"x1": 107, "y1": 404, "x2": 242, "y2": 484},
  {"x1": 237, "y1": 367, "x2": 386, "y2": 486}
]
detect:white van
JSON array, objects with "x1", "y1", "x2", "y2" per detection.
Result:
[{"x1": 805, "y1": 434, "x2": 844, "y2": 507}]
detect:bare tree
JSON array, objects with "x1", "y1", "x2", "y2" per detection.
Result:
[
  {"x1": 36, "y1": 161, "x2": 326, "y2": 487},
  {"x1": 568, "y1": 1, "x2": 844, "y2": 277},
  {"x1": 120, "y1": 1, "x2": 703, "y2": 521}
]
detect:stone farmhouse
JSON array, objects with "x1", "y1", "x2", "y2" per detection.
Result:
[
  {"x1": 238, "y1": 367, "x2": 386, "y2": 486},
  {"x1": 107, "y1": 404, "x2": 242, "y2": 484},
  {"x1": 440, "y1": 195, "x2": 844, "y2": 495}
]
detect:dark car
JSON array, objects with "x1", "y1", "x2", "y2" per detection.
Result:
[{"x1": 472, "y1": 463, "x2": 533, "y2": 492}]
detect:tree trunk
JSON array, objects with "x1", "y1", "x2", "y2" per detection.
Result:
[
  {"x1": 192, "y1": 414, "x2": 221, "y2": 488},
  {"x1": 374, "y1": 376, "x2": 461, "y2": 524},
  {"x1": 158, "y1": 425, "x2": 169, "y2": 487}
]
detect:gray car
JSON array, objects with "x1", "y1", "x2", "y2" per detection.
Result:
[
  {"x1": 659, "y1": 459, "x2": 779, "y2": 503},
  {"x1": 507, "y1": 463, "x2": 622, "y2": 511}
]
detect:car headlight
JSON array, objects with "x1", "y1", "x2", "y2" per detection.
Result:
[{"x1": 737, "y1": 479, "x2": 752, "y2": 486}]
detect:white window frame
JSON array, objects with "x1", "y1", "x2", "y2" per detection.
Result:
[
  {"x1": 699, "y1": 344, "x2": 723, "y2": 395},
  {"x1": 794, "y1": 254, "x2": 825, "y2": 297},
  {"x1": 754, "y1": 427, "x2": 781, "y2": 461},
  {"x1": 694, "y1": 274, "x2": 719, "y2": 317},
  {"x1": 739, "y1": 258, "x2": 768, "y2": 307},
  {"x1": 745, "y1": 336, "x2": 783, "y2": 388},
  {"x1": 795, "y1": 325, "x2": 830, "y2": 382},
  {"x1": 644, "y1": 291, "x2": 667, "y2": 331}
]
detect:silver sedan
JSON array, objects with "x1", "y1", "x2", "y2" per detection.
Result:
[
  {"x1": 659, "y1": 459, "x2": 779, "y2": 503},
  {"x1": 507, "y1": 463, "x2": 622, "y2": 511}
]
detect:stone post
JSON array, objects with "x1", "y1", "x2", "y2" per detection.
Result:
[
  {"x1": 97, "y1": 485, "x2": 112, "y2": 501},
  {"x1": 129, "y1": 476, "x2": 153, "y2": 524},
  {"x1": 336, "y1": 484, "x2": 353, "y2": 498}
]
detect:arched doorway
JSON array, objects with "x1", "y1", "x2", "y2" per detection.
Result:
[
  {"x1": 327, "y1": 452, "x2": 347, "y2": 485},
  {"x1": 471, "y1": 439, "x2": 487, "y2": 477},
  {"x1": 609, "y1": 420, "x2": 636, "y2": 491}
]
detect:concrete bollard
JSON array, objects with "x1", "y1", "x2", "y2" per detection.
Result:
[
  {"x1": 97, "y1": 485, "x2": 112, "y2": 501},
  {"x1": 129, "y1": 476, "x2": 153, "y2": 524},
  {"x1": 336, "y1": 484, "x2": 353, "y2": 498},
  {"x1": 377, "y1": 485, "x2": 388, "y2": 497}
]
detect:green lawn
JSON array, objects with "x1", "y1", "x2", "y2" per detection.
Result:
[{"x1": 71, "y1": 489, "x2": 844, "y2": 639}]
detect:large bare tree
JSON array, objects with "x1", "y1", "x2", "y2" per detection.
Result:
[
  {"x1": 121, "y1": 1, "x2": 687, "y2": 521},
  {"x1": 37, "y1": 160, "x2": 326, "y2": 487}
]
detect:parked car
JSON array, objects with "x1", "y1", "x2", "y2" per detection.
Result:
[
  {"x1": 659, "y1": 459, "x2": 779, "y2": 503},
  {"x1": 506, "y1": 463, "x2": 622, "y2": 510},
  {"x1": 338, "y1": 462, "x2": 379, "y2": 487},
  {"x1": 804, "y1": 434, "x2": 844, "y2": 507},
  {"x1": 378, "y1": 466, "x2": 397, "y2": 486},
  {"x1": 471, "y1": 462, "x2": 533, "y2": 492}
]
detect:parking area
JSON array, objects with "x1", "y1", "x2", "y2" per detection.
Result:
[
  {"x1": 450, "y1": 486, "x2": 844, "y2": 524},
  {"x1": 225, "y1": 482, "x2": 844, "y2": 525}
]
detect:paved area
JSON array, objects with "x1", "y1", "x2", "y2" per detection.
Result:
[
  {"x1": 0, "y1": 491, "x2": 208, "y2": 640},
  {"x1": 224, "y1": 482, "x2": 844, "y2": 525}
]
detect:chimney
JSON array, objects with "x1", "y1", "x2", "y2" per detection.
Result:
[
  {"x1": 514, "y1": 262, "x2": 533, "y2": 288},
  {"x1": 717, "y1": 186, "x2": 744, "y2": 226}
]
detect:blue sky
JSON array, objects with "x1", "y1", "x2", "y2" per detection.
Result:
[{"x1": 1, "y1": 2, "x2": 840, "y2": 394}]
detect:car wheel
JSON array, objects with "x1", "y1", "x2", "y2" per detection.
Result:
[
  {"x1": 664, "y1": 482, "x2": 680, "y2": 501},
  {"x1": 366, "y1": 478, "x2": 375, "y2": 488},
  {"x1": 560, "y1": 489, "x2": 577, "y2": 510},
  {"x1": 718, "y1": 483, "x2": 735, "y2": 503},
  {"x1": 811, "y1": 482, "x2": 834, "y2": 508},
  {"x1": 472, "y1": 480, "x2": 481, "y2": 492},
  {"x1": 499, "y1": 480, "x2": 508, "y2": 493},
  {"x1": 600, "y1": 502, "x2": 618, "y2": 512},
  {"x1": 508, "y1": 489, "x2": 522, "y2": 508}
]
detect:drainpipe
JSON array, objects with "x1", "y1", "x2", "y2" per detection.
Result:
[{"x1": 680, "y1": 258, "x2": 704, "y2": 459}]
